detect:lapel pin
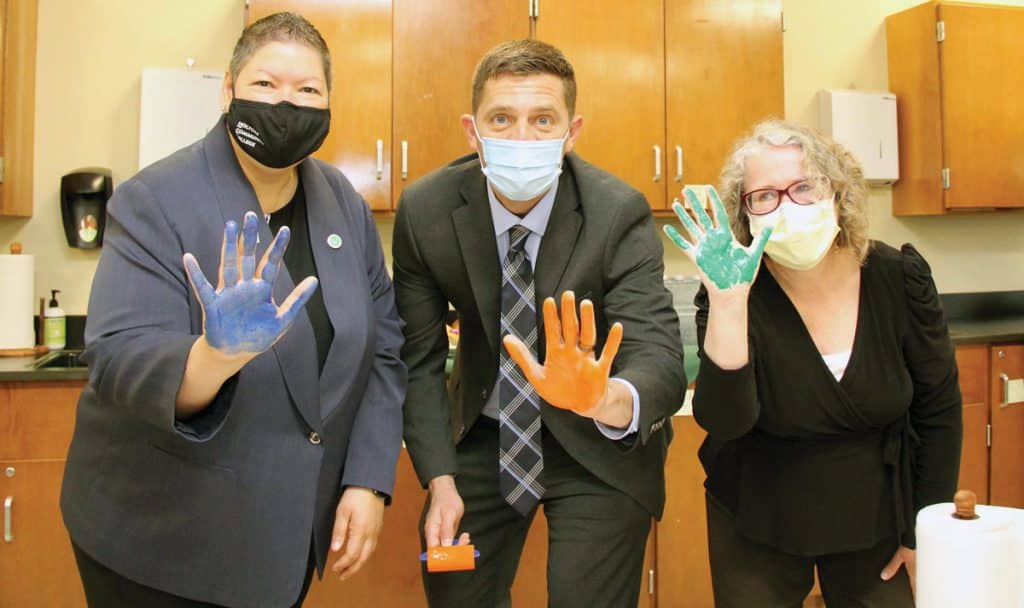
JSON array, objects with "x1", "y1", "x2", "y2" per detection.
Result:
[{"x1": 327, "y1": 233, "x2": 343, "y2": 249}]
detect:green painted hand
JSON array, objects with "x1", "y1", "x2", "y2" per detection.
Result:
[{"x1": 663, "y1": 186, "x2": 771, "y2": 290}]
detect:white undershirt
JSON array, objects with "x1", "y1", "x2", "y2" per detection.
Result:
[{"x1": 821, "y1": 349, "x2": 852, "y2": 381}]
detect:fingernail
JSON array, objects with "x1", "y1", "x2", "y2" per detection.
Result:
[{"x1": 331, "y1": 540, "x2": 341, "y2": 551}]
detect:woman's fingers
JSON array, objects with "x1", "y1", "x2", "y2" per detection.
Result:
[
  {"x1": 277, "y1": 276, "x2": 320, "y2": 329},
  {"x1": 219, "y1": 220, "x2": 240, "y2": 288},
  {"x1": 670, "y1": 199, "x2": 703, "y2": 244},
  {"x1": 240, "y1": 212, "x2": 259, "y2": 281},
  {"x1": 258, "y1": 226, "x2": 291, "y2": 286},
  {"x1": 685, "y1": 187, "x2": 715, "y2": 231},
  {"x1": 183, "y1": 253, "x2": 215, "y2": 308}
]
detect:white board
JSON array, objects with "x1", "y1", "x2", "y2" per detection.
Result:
[{"x1": 138, "y1": 68, "x2": 224, "y2": 171}]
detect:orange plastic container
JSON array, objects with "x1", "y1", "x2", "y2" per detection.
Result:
[{"x1": 421, "y1": 544, "x2": 478, "y2": 573}]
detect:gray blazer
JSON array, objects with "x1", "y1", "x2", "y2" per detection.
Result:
[{"x1": 61, "y1": 124, "x2": 406, "y2": 608}]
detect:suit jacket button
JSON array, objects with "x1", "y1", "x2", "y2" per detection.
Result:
[{"x1": 308, "y1": 431, "x2": 322, "y2": 445}]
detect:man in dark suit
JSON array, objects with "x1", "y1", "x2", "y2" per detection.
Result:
[{"x1": 393, "y1": 39, "x2": 686, "y2": 607}]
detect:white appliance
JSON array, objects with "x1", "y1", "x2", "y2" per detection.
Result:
[
  {"x1": 817, "y1": 89, "x2": 899, "y2": 186},
  {"x1": 138, "y1": 68, "x2": 224, "y2": 171}
]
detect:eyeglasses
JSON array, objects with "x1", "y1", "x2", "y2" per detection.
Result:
[{"x1": 741, "y1": 177, "x2": 832, "y2": 215}]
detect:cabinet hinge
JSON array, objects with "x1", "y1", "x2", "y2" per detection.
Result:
[
  {"x1": 648, "y1": 568, "x2": 655, "y2": 595},
  {"x1": 986, "y1": 424, "x2": 992, "y2": 447},
  {"x1": 0, "y1": 157, "x2": 5, "y2": 183},
  {"x1": 941, "y1": 168, "x2": 950, "y2": 190},
  {"x1": 529, "y1": 0, "x2": 538, "y2": 18},
  {"x1": 936, "y1": 20, "x2": 945, "y2": 42}
]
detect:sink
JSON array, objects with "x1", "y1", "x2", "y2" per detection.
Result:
[{"x1": 31, "y1": 349, "x2": 87, "y2": 369}]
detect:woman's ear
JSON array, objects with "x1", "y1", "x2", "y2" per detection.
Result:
[{"x1": 220, "y1": 73, "x2": 233, "y2": 113}]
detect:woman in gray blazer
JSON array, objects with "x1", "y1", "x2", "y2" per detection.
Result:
[{"x1": 60, "y1": 13, "x2": 406, "y2": 608}]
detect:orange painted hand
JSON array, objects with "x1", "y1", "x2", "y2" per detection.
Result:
[{"x1": 503, "y1": 291, "x2": 623, "y2": 413}]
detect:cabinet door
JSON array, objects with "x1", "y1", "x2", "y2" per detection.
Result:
[
  {"x1": 989, "y1": 344, "x2": 1024, "y2": 508},
  {"x1": 956, "y1": 344, "x2": 990, "y2": 503},
  {"x1": 535, "y1": 0, "x2": 667, "y2": 210},
  {"x1": 657, "y1": 415, "x2": 713, "y2": 608},
  {"x1": 0, "y1": 460, "x2": 86, "y2": 607},
  {"x1": 392, "y1": 0, "x2": 528, "y2": 206},
  {"x1": 247, "y1": 1, "x2": 394, "y2": 211},
  {"x1": 666, "y1": 0, "x2": 783, "y2": 194},
  {"x1": 939, "y1": 3, "x2": 1024, "y2": 209}
]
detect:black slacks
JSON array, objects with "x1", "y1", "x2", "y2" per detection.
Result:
[
  {"x1": 705, "y1": 493, "x2": 914, "y2": 608},
  {"x1": 421, "y1": 417, "x2": 652, "y2": 608},
  {"x1": 72, "y1": 541, "x2": 316, "y2": 608}
]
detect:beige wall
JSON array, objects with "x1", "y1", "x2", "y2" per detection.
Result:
[{"x1": 2, "y1": 0, "x2": 1022, "y2": 314}]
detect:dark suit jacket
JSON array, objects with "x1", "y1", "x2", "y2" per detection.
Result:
[
  {"x1": 393, "y1": 153, "x2": 686, "y2": 519},
  {"x1": 60, "y1": 124, "x2": 406, "y2": 608}
]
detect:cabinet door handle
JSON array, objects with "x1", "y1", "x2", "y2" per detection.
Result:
[
  {"x1": 3, "y1": 496, "x2": 11, "y2": 543},
  {"x1": 401, "y1": 140, "x2": 409, "y2": 181},
  {"x1": 675, "y1": 145, "x2": 684, "y2": 183},
  {"x1": 376, "y1": 139, "x2": 384, "y2": 181},
  {"x1": 653, "y1": 145, "x2": 662, "y2": 182},
  {"x1": 999, "y1": 373, "x2": 1020, "y2": 408}
]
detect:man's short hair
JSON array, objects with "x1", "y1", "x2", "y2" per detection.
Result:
[{"x1": 471, "y1": 39, "x2": 576, "y2": 115}]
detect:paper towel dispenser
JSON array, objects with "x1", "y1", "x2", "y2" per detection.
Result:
[
  {"x1": 60, "y1": 168, "x2": 112, "y2": 249},
  {"x1": 817, "y1": 90, "x2": 899, "y2": 186}
]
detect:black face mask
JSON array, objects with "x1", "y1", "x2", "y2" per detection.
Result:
[{"x1": 225, "y1": 98, "x2": 330, "y2": 169}]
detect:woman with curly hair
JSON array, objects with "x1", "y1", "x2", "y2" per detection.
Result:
[{"x1": 664, "y1": 119, "x2": 962, "y2": 607}]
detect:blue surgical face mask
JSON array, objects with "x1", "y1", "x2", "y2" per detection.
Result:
[{"x1": 472, "y1": 118, "x2": 569, "y2": 202}]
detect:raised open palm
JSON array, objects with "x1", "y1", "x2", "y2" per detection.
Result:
[
  {"x1": 663, "y1": 186, "x2": 771, "y2": 291},
  {"x1": 183, "y1": 211, "x2": 318, "y2": 356},
  {"x1": 503, "y1": 291, "x2": 622, "y2": 413}
]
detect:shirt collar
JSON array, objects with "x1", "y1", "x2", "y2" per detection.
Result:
[{"x1": 487, "y1": 180, "x2": 559, "y2": 241}]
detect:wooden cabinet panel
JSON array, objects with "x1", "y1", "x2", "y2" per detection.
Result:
[
  {"x1": 938, "y1": 3, "x2": 1024, "y2": 209},
  {"x1": 0, "y1": 459, "x2": 86, "y2": 607},
  {"x1": 989, "y1": 344, "x2": 1024, "y2": 508},
  {"x1": 392, "y1": 0, "x2": 528, "y2": 206},
  {"x1": 0, "y1": 381, "x2": 81, "y2": 461},
  {"x1": 666, "y1": 0, "x2": 783, "y2": 194},
  {"x1": 535, "y1": 0, "x2": 668, "y2": 209},
  {"x1": 956, "y1": 344, "x2": 990, "y2": 503},
  {"x1": 658, "y1": 415, "x2": 713, "y2": 608},
  {"x1": 247, "y1": 0, "x2": 394, "y2": 211},
  {"x1": 0, "y1": 0, "x2": 36, "y2": 217}
]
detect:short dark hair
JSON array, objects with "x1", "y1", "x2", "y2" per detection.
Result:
[
  {"x1": 229, "y1": 12, "x2": 332, "y2": 92},
  {"x1": 471, "y1": 39, "x2": 576, "y2": 115}
]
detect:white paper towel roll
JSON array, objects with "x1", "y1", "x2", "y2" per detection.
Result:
[
  {"x1": 916, "y1": 503, "x2": 1024, "y2": 608},
  {"x1": 0, "y1": 253, "x2": 35, "y2": 350}
]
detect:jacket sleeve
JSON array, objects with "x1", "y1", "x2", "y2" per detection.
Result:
[
  {"x1": 902, "y1": 244, "x2": 962, "y2": 514},
  {"x1": 339, "y1": 199, "x2": 408, "y2": 501},
  {"x1": 601, "y1": 192, "x2": 688, "y2": 447},
  {"x1": 81, "y1": 178, "x2": 238, "y2": 442},
  {"x1": 392, "y1": 194, "x2": 458, "y2": 487},
  {"x1": 690, "y1": 285, "x2": 760, "y2": 440}
]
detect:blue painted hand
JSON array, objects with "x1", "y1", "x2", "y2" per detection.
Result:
[
  {"x1": 663, "y1": 186, "x2": 771, "y2": 291},
  {"x1": 183, "y1": 211, "x2": 319, "y2": 356}
]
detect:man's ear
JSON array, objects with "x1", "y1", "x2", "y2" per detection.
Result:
[
  {"x1": 563, "y1": 115, "x2": 584, "y2": 154},
  {"x1": 460, "y1": 114, "x2": 480, "y2": 153}
]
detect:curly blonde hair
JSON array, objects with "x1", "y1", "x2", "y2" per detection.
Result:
[{"x1": 718, "y1": 119, "x2": 870, "y2": 263}]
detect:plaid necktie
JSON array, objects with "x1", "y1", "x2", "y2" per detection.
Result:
[{"x1": 498, "y1": 225, "x2": 544, "y2": 515}]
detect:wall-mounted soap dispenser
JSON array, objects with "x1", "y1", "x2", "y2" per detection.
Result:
[{"x1": 60, "y1": 168, "x2": 112, "y2": 249}]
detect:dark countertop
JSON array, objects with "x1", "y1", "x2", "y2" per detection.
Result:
[
  {"x1": 0, "y1": 354, "x2": 88, "y2": 382},
  {"x1": 948, "y1": 318, "x2": 1024, "y2": 345}
]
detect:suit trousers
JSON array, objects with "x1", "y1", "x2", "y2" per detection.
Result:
[
  {"x1": 72, "y1": 541, "x2": 316, "y2": 608},
  {"x1": 705, "y1": 493, "x2": 914, "y2": 608},
  {"x1": 420, "y1": 416, "x2": 651, "y2": 608}
]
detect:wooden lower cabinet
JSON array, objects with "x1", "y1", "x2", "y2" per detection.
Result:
[
  {"x1": 989, "y1": 343, "x2": 1024, "y2": 508},
  {"x1": 956, "y1": 344, "x2": 990, "y2": 502}
]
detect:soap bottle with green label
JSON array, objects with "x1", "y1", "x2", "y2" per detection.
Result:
[{"x1": 44, "y1": 289, "x2": 66, "y2": 350}]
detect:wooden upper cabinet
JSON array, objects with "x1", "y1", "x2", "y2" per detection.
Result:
[
  {"x1": 0, "y1": 0, "x2": 37, "y2": 217},
  {"x1": 886, "y1": 1, "x2": 1024, "y2": 215},
  {"x1": 534, "y1": 0, "x2": 668, "y2": 209},
  {"x1": 989, "y1": 343, "x2": 1024, "y2": 509},
  {"x1": 247, "y1": 1, "x2": 394, "y2": 211},
  {"x1": 666, "y1": 0, "x2": 783, "y2": 196}
]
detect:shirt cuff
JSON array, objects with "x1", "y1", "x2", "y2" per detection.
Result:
[{"x1": 594, "y1": 378, "x2": 640, "y2": 440}]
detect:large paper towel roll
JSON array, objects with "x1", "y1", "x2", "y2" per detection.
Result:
[
  {"x1": 917, "y1": 502, "x2": 1024, "y2": 608},
  {"x1": 0, "y1": 254, "x2": 35, "y2": 349}
]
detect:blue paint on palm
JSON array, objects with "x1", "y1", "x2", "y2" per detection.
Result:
[
  {"x1": 663, "y1": 186, "x2": 771, "y2": 290},
  {"x1": 183, "y1": 211, "x2": 318, "y2": 356}
]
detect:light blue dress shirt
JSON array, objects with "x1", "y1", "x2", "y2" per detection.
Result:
[{"x1": 481, "y1": 181, "x2": 640, "y2": 439}]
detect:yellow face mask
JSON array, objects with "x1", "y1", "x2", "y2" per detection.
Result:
[{"x1": 748, "y1": 195, "x2": 839, "y2": 271}]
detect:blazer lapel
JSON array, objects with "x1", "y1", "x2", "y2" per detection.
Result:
[
  {"x1": 203, "y1": 123, "x2": 322, "y2": 433},
  {"x1": 453, "y1": 170, "x2": 502, "y2": 357}
]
